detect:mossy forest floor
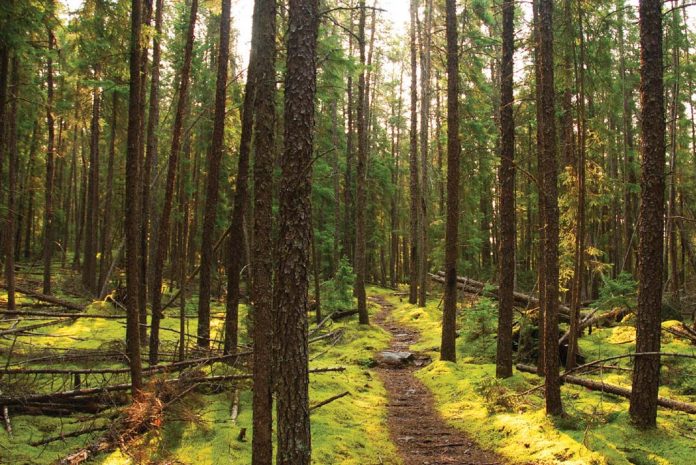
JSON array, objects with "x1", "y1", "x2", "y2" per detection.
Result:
[{"x1": 1, "y1": 273, "x2": 695, "y2": 465}]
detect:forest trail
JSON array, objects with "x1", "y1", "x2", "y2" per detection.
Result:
[{"x1": 371, "y1": 295, "x2": 506, "y2": 465}]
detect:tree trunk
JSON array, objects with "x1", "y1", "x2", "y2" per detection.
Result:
[
  {"x1": 4, "y1": 56, "x2": 19, "y2": 313},
  {"x1": 539, "y1": 0, "x2": 563, "y2": 416},
  {"x1": 98, "y1": 93, "x2": 118, "y2": 295},
  {"x1": 418, "y1": 0, "x2": 432, "y2": 308},
  {"x1": 225, "y1": 0, "x2": 254, "y2": 354},
  {"x1": 408, "y1": 0, "x2": 420, "y2": 305},
  {"x1": 496, "y1": 0, "x2": 515, "y2": 379},
  {"x1": 354, "y1": 0, "x2": 369, "y2": 325},
  {"x1": 83, "y1": 83, "x2": 100, "y2": 295},
  {"x1": 440, "y1": 0, "x2": 460, "y2": 363},
  {"x1": 275, "y1": 0, "x2": 319, "y2": 462},
  {"x1": 43, "y1": 29, "x2": 56, "y2": 295},
  {"x1": 250, "y1": 1, "x2": 276, "y2": 463},
  {"x1": 197, "y1": 0, "x2": 231, "y2": 348},
  {"x1": 629, "y1": 0, "x2": 665, "y2": 429},
  {"x1": 149, "y1": 0, "x2": 198, "y2": 364},
  {"x1": 125, "y1": 0, "x2": 145, "y2": 395}
]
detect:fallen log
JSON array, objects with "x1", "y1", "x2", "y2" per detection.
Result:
[
  {"x1": 310, "y1": 391, "x2": 350, "y2": 412},
  {"x1": 0, "y1": 310, "x2": 123, "y2": 319},
  {"x1": 2, "y1": 351, "x2": 253, "y2": 376},
  {"x1": 0, "y1": 367, "x2": 345, "y2": 406},
  {"x1": 430, "y1": 273, "x2": 575, "y2": 321},
  {"x1": 331, "y1": 309, "x2": 358, "y2": 321},
  {"x1": 0, "y1": 319, "x2": 73, "y2": 337},
  {"x1": 516, "y1": 363, "x2": 696, "y2": 414},
  {"x1": 30, "y1": 424, "x2": 109, "y2": 447},
  {"x1": 2, "y1": 285, "x2": 86, "y2": 311}
]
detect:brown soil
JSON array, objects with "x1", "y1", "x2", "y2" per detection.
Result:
[{"x1": 372, "y1": 295, "x2": 506, "y2": 465}]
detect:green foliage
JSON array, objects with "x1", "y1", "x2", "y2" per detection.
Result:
[
  {"x1": 324, "y1": 257, "x2": 356, "y2": 311},
  {"x1": 594, "y1": 272, "x2": 638, "y2": 310}
]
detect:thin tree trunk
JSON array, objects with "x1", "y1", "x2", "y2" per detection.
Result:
[
  {"x1": 197, "y1": 0, "x2": 231, "y2": 349},
  {"x1": 149, "y1": 0, "x2": 198, "y2": 364},
  {"x1": 354, "y1": 0, "x2": 369, "y2": 325},
  {"x1": 43, "y1": 29, "x2": 56, "y2": 295},
  {"x1": 408, "y1": 0, "x2": 420, "y2": 305},
  {"x1": 99, "y1": 93, "x2": 118, "y2": 295},
  {"x1": 83, "y1": 82, "x2": 100, "y2": 294},
  {"x1": 418, "y1": 0, "x2": 432, "y2": 308},
  {"x1": 225, "y1": 0, "x2": 253, "y2": 354},
  {"x1": 4, "y1": 56, "x2": 19, "y2": 313}
]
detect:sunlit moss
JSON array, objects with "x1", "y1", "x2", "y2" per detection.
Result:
[{"x1": 374, "y1": 286, "x2": 696, "y2": 465}]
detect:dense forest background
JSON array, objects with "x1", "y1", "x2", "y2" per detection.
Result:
[{"x1": 1, "y1": 0, "x2": 696, "y2": 464}]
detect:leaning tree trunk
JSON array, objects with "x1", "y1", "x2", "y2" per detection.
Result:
[
  {"x1": 275, "y1": 0, "x2": 319, "y2": 463},
  {"x1": 149, "y1": 0, "x2": 198, "y2": 365},
  {"x1": 629, "y1": 0, "x2": 665, "y2": 429}
]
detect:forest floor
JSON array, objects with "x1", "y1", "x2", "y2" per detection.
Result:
[
  {"x1": 1, "y1": 271, "x2": 696, "y2": 465},
  {"x1": 372, "y1": 294, "x2": 505, "y2": 465}
]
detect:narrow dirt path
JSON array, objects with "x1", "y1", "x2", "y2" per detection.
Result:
[{"x1": 371, "y1": 295, "x2": 505, "y2": 465}]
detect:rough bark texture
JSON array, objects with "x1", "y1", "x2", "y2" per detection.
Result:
[
  {"x1": 408, "y1": 0, "x2": 420, "y2": 305},
  {"x1": 629, "y1": 0, "x2": 665, "y2": 429},
  {"x1": 197, "y1": 0, "x2": 232, "y2": 348},
  {"x1": 440, "y1": 0, "x2": 460, "y2": 363},
  {"x1": 354, "y1": 0, "x2": 369, "y2": 325},
  {"x1": 98, "y1": 93, "x2": 118, "y2": 295},
  {"x1": 250, "y1": 2, "x2": 277, "y2": 462},
  {"x1": 149, "y1": 0, "x2": 198, "y2": 364},
  {"x1": 125, "y1": 0, "x2": 144, "y2": 394},
  {"x1": 496, "y1": 0, "x2": 515, "y2": 379},
  {"x1": 275, "y1": 0, "x2": 319, "y2": 463},
  {"x1": 538, "y1": 0, "x2": 563, "y2": 416}
]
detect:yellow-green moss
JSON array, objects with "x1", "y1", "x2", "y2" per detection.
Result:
[{"x1": 375, "y1": 286, "x2": 696, "y2": 465}]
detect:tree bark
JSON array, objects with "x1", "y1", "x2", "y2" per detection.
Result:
[
  {"x1": 538, "y1": 0, "x2": 563, "y2": 416},
  {"x1": 440, "y1": 0, "x2": 460, "y2": 363},
  {"x1": 250, "y1": 1, "x2": 277, "y2": 463},
  {"x1": 125, "y1": 0, "x2": 145, "y2": 394},
  {"x1": 4, "y1": 56, "x2": 19, "y2": 313},
  {"x1": 496, "y1": 0, "x2": 515, "y2": 378},
  {"x1": 275, "y1": 0, "x2": 319, "y2": 462},
  {"x1": 354, "y1": 0, "x2": 369, "y2": 325},
  {"x1": 83, "y1": 81, "x2": 101, "y2": 295},
  {"x1": 630, "y1": 0, "x2": 665, "y2": 429},
  {"x1": 408, "y1": 0, "x2": 420, "y2": 305}
]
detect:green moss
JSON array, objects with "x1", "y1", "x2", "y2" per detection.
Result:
[{"x1": 377, "y1": 287, "x2": 696, "y2": 465}]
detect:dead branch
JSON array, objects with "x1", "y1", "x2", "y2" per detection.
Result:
[{"x1": 310, "y1": 391, "x2": 350, "y2": 412}]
